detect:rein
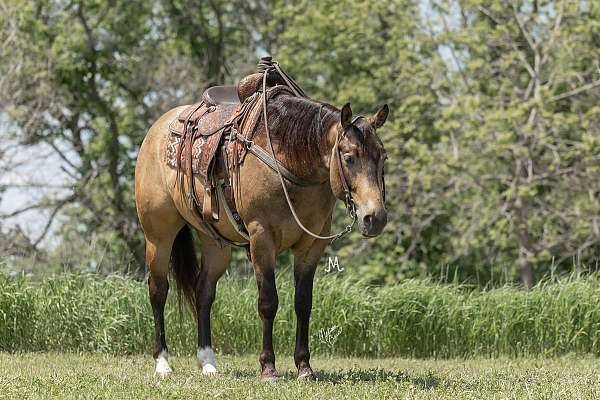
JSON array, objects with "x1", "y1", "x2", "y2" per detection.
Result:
[{"x1": 259, "y1": 61, "x2": 357, "y2": 242}]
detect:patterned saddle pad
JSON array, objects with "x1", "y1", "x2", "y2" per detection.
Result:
[{"x1": 166, "y1": 102, "x2": 240, "y2": 182}]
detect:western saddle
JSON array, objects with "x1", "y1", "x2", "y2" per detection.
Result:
[
  {"x1": 166, "y1": 57, "x2": 305, "y2": 247},
  {"x1": 166, "y1": 56, "x2": 360, "y2": 248},
  {"x1": 202, "y1": 86, "x2": 240, "y2": 106}
]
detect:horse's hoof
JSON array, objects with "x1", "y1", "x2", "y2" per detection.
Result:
[
  {"x1": 261, "y1": 367, "x2": 279, "y2": 382},
  {"x1": 155, "y1": 355, "x2": 173, "y2": 377},
  {"x1": 297, "y1": 369, "x2": 316, "y2": 382},
  {"x1": 155, "y1": 370, "x2": 172, "y2": 378},
  {"x1": 202, "y1": 364, "x2": 218, "y2": 376},
  {"x1": 155, "y1": 365, "x2": 173, "y2": 378}
]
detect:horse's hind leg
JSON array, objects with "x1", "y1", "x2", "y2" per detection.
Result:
[
  {"x1": 195, "y1": 236, "x2": 231, "y2": 375},
  {"x1": 144, "y1": 221, "x2": 183, "y2": 376}
]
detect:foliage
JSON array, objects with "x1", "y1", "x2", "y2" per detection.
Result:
[
  {"x1": 1, "y1": 0, "x2": 600, "y2": 286},
  {"x1": 270, "y1": 0, "x2": 600, "y2": 286},
  {"x1": 2, "y1": 272, "x2": 600, "y2": 357},
  {"x1": 0, "y1": 0, "x2": 259, "y2": 273}
]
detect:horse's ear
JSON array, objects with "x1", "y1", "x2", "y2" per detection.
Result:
[
  {"x1": 369, "y1": 104, "x2": 389, "y2": 129},
  {"x1": 340, "y1": 103, "x2": 353, "y2": 129}
]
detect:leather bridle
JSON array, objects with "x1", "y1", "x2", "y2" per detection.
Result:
[
  {"x1": 334, "y1": 117, "x2": 361, "y2": 220},
  {"x1": 246, "y1": 62, "x2": 387, "y2": 243},
  {"x1": 258, "y1": 60, "x2": 389, "y2": 241},
  {"x1": 334, "y1": 115, "x2": 387, "y2": 218},
  {"x1": 258, "y1": 62, "x2": 358, "y2": 241}
]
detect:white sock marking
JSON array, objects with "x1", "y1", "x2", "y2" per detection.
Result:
[
  {"x1": 155, "y1": 350, "x2": 172, "y2": 376},
  {"x1": 197, "y1": 347, "x2": 218, "y2": 375}
]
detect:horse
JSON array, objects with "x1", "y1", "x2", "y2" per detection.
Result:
[{"x1": 134, "y1": 69, "x2": 389, "y2": 380}]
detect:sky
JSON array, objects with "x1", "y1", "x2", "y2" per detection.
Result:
[{"x1": 0, "y1": 123, "x2": 70, "y2": 248}]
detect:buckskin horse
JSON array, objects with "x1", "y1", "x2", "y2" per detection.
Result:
[{"x1": 134, "y1": 58, "x2": 388, "y2": 380}]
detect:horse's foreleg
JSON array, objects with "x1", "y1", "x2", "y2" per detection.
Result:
[
  {"x1": 293, "y1": 237, "x2": 328, "y2": 381},
  {"x1": 249, "y1": 229, "x2": 279, "y2": 380},
  {"x1": 256, "y1": 267, "x2": 279, "y2": 380},
  {"x1": 293, "y1": 265, "x2": 317, "y2": 380},
  {"x1": 195, "y1": 237, "x2": 230, "y2": 375}
]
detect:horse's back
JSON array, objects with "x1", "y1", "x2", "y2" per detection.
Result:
[{"x1": 137, "y1": 105, "x2": 188, "y2": 170}]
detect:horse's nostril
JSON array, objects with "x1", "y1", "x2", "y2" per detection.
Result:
[{"x1": 363, "y1": 214, "x2": 373, "y2": 229}]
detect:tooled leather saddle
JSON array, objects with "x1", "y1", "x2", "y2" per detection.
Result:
[
  {"x1": 164, "y1": 61, "x2": 288, "y2": 245},
  {"x1": 164, "y1": 57, "x2": 306, "y2": 247}
]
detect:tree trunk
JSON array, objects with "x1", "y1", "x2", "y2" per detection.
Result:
[
  {"x1": 515, "y1": 194, "x2": 534, "y2": 289},
  {"x1": 518, "y1": 249, "x2": 533, "y2": 289}
]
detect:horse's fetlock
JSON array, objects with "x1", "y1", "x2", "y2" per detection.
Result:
[
  {"x1": 259, "y1": 350, "x2": 275, "y2": 367},
  {"x1": 294, "y1": 349, "x2": 310, "y2": 366}
]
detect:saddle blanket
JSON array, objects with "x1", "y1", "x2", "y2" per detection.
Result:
[{"x1": 165, "y1": 102, "x2": 241, "y2": 182}]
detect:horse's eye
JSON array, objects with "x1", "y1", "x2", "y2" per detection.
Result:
[{"x1": 343, "y1": 154, "x2": 354, "y2": 165}]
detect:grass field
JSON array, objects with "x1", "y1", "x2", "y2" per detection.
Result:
[
  {"x1": 0, "y1": 353, "x2": 599, "y2": 399},
  {"x1": 2, "y1": 273, "x2": 600, "y2": 358}
]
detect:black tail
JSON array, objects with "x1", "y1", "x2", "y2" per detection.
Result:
[{"x1": 170, "y1": 225, "x2": 199, "y2": 316}]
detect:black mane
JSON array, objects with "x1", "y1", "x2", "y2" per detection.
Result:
[{"x1": 260, "y1": 93, "x2": 340, "y2": 171}]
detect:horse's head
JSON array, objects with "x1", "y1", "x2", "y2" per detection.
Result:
[{"x1": 330, "y1": 103, "x2": 389, "y2": 237}]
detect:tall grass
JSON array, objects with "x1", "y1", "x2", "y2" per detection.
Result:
[{"x1": 1, "y1": 272, "x2": 599, "y2": 357}]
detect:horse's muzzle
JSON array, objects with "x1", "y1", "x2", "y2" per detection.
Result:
[{"x1": 359, "y1": 209, "x2": 387, "y2": 237}]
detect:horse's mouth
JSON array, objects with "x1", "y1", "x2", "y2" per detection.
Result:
[{"x1": 361, "y1": 232, "x2": 379, "y2": 239}]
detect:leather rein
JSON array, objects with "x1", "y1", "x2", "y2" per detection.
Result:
[
  {"x1": 182, "y1": 60, "x2": 385, "y2": 246},
  {"x1": 258, "y1": 61, "x2": 358, "y2": 242}
]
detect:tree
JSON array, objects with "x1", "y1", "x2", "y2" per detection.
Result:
[
  {"x1": 269, "y1": 0, "x2": 459, "y2": 283},
  {"x1": 430, "y1": 0, "x2": 600, "y2": 287},
  {"x1": 0, "y1": 0, "x2": 263, "y2": 273},
  {"x1": 2, "y1": 0, "x2": 600, "y2": 287},
  {"x1": 270, "y1": 0, "x2": 600, "y2": 287}
]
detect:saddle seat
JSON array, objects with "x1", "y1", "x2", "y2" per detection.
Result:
[{"x1": 202, "y1": 86, "x2": 240, "y2": 106}]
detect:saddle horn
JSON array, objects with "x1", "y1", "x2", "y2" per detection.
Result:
[{"x1": 237, "y1": 56, "x2": 291, "y2": 103}]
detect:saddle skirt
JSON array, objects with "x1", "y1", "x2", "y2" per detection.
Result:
[
  {"x1": 165, "y1": 85, "x2": 295, "y2": 186},
  {"x1": 163, "y1": 89, "x2": 264, "y2": 246},
  {"x1": 166, "y1": 102, "x2": 241, "y2": 182}
]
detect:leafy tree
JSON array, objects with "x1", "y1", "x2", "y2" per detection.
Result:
[
  {"x1": 430, "y1": 0, "x2": 600, "y2": 287},
  {"x1": 271, "y1": 0, "x2": 600, "y2": 287},
  {"x1": 269, "y1": 0, "x2": 449, "y2": 283},
  {"x1": 2, "y1": 0, "x2": 600, "y2": 287},
  {"x1": 0, "y1": 0, "x2": 258, "y2": 273}
]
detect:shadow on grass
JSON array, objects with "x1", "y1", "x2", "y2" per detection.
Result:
[
  {"x1": 314, "y1": 368, "x2": 439, "y2": 388},
  {"x1": 227, "y1": 367, "x2": 439, "y2": 389},
  {"x1": 229, "y1": 369, "x2": 261, "y2": 379}
]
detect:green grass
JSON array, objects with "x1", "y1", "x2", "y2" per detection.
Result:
[
  {"x1": 1, "y1": 272, "x2": 600, "y2": 357},
  {"x1": 0, "y1": 353, "x2": 599, "y2": 399}
]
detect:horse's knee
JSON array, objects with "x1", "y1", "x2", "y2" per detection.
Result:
[
  {"x1": 259, "y1": 290, "x2": 279, "y2": 320},
  {"x1": 294, "y1": 290, "x2": 312, "y2": 312}
]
